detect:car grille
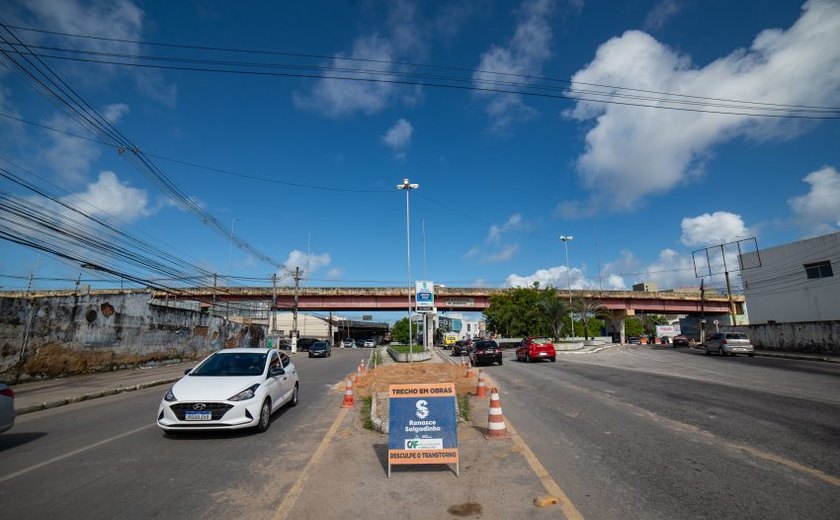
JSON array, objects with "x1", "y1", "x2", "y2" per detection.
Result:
[{"x1": 170, "y1": 403, "x2": 234, "y2": 420}]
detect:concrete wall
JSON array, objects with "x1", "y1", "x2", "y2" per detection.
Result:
[
  {"x1": 734, "y1": 321, "x2": 840, "y2": 353},
  {"x1": 0, "y1": 292, "x2": 259, "y2": 381}
]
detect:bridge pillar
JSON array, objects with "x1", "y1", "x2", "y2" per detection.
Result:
[{"x1": 605, "y1": 310, "x2": 633, "y2": 343}]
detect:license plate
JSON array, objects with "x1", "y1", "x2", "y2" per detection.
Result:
[
  {"x1": 538, "y1": 352, "x2": 547, "y2": 356},
  {"x1": 185, "y1": 411, "x2": 212, "y2": 421}
]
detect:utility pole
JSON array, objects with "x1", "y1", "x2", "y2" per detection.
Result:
[
  {"x1": 271, "y1": 273, "x2": 277, "y2": 335},
  {"x1": 292, "y1": 267, "x2": 301, "y2": 353},
  {"x1": 700, "y1": 278, "x2": 706, "y2": 344},
  {"x1": 212, "y1": 273, "x2": 217, "y2": 315}
]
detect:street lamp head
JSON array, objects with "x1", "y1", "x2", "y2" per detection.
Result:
[
  {"x1": 397, "y1": 178, "x2": 419, "y2": 190},
  {"x1": 560, "y1": 235, "x2": 574, "y2": 242}
]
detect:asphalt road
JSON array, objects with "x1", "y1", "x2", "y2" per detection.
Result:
[
  {"x1": 3, "y1": 346, "x2": 839, "y2": 520},
  {"x1": 483, "y1": 345, "x2": 840, "y2": 520},
  {"x1": 0, "y1": 349, "x2": 364, "y2": 520}
]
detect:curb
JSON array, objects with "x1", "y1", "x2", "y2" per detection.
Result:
[{"x1": 16, "y1": 376, "x2": 182, "y2": 415}]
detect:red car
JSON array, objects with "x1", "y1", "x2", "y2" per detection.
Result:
[{"x1": 516, "y1": 337, "x2": 556, "y2": 363}]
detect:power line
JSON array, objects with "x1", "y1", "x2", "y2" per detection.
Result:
[{"x1": 6, "y1": 23, "x2": 840, "y2": 115}]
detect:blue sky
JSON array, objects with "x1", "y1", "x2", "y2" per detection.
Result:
[{"x1": 1, "y1": 0, "x2": 839, "y2": 320}]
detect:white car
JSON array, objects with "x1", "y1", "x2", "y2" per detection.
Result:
[
  {"x1": 0, "y1": 382, "x2": 14, "y2": 434},
  {"x1": 157, "y1": 348, "x2": 299, "y2": 433},
  {"x1": 363, "y1": 339, "x2": 375, "y2": 348}
]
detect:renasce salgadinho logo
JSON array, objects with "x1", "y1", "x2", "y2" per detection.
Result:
[{"x1": 415, "y1": 399, "x2": 430, "y2": 419}]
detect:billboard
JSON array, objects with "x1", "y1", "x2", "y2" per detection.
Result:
[{"x1": 415, "y1": 280, "x2": 435, "y2": 310}]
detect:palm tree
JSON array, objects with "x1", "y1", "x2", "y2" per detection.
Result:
[
  {"x1": 573, "y1": 296, "x2": 610, "y2": 341},
  {"x1": 539, "y1": 290, "x2": 568, "y2": 341}
]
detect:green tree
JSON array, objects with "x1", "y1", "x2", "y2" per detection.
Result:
[
  {"x1": 625, "y1": 317, "x2": 644, "y2": 337},
  {"x1": 391, "y1": 317, "x2": 410, "y2": 344},
  {"x1": 483, "y1": 283, "x2": 553, "y2": 337}
]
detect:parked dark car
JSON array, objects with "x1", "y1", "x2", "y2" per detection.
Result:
[
  {"x1": 296, "y1": 337, "x2": 318, "y2": 352},
  {"x1": 308, "y1": 341, "x2": 332, "y2": 358},
  {"x1": 452, "y1": 340, "x2": 471, "y2": 356},
  {"x1": 469, "y1": 340, "x2": 503, "y2": 366},
  {"x1": 515, "y1": 337, "x2": 556, "y2": 363},
  {"x1": 672, "y1": 335, "x2": 690, "y2": 347}
]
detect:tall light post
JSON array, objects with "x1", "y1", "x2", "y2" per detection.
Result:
[
  {"x1": 560, "y1": 235, "x2": 574, "y2": 337},
  {"x1": 397, "y1": 178, "x2": 419, "y2": 359}
]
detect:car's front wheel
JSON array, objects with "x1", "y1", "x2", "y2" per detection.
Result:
[
  {"x1": 704, "y1": 345, "x2": 711, "y2": 355},
  {"x1": 498, "y1": 359, "x2": 503, "y2": 366},
  {"x1": 255, "y1": 399, "x2": 272, "y2": 433},
  {"x1": 289, "y1": 383, "x2": 299, "y2": 407}
]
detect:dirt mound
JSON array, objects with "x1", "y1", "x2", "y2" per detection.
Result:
[{"x1": 351, "y1": 362, "x2": 476, "y2": 399}]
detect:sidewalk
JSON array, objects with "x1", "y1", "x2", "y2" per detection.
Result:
[{"x1": 11, "y1": 360, "x2": 194, "y2": 415}]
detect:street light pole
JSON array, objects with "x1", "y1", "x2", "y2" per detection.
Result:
[
  {"x1": 560, "y1": 235, "x2": 574, "y2": 337},
  {"x1": 397, "y1": 178, "x2": 419, "y2": 361}
]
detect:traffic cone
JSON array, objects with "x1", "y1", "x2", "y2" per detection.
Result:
[
  {"x1": 359, "y1": 359, "x2": 366, "y2": 374},
  {"x1": 485, "y1": 387, "x2": 508, "y2": 440},
  {"x1": 475, "y1": 370, "x2": 487, "y2": 398},
  {"x1": 341, "y1": 378, "x2": 355, "y2": 408}
]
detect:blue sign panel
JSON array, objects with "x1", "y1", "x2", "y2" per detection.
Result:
[{"x1": 388, "y1": 383, "x2": 458, "y2": 471}]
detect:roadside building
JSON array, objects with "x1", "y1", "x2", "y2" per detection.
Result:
[{"x1": 739, "y1": 231, "x2": 840, "y2": 323}]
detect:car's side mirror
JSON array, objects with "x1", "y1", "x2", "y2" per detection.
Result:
[
  {"x1": 184, "y1": 368, "x2": 193, "y2": 375},
  {"x1": 269, "y1": 366, "x2": 285, "y2": 377}
]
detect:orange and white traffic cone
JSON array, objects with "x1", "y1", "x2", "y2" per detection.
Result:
[
  {"x1": 359, "y1": 359, "x2": 366, "y2": 374},
  {"x1": 341, "y1": 378, "x2": 355, "y2": 408},
  {"x1": 485, "y1": 387, "x2": 508, "y2": 440},
  {"x1": 475, "y1": 370, "x2": 487, "y2": 398}
]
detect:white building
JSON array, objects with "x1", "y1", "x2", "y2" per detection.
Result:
[{"x1": 740, "y1": 231, "x2": 840, "y2": 323}]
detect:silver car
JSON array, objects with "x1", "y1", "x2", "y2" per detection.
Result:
[
  {"x1": 704, "y1": 332, "x2": 755, "y2": 357},
  {"x1": 1, "y1": 382, "x2": 15, "y2": 434}
]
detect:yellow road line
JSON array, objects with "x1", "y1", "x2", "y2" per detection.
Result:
[
  {"x1": 272, "y1": 407, "x2": 348, "y2": 520},
  {"x1": 505, "y1": 419, "x2": 586, "y2": 520}
]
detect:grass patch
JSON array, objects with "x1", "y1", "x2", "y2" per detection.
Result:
[
  {"x1": 458, "y1": 394, "x2": 471, "y2": 421},
  {"x1": 360, "y1": 396, "x2": 374, "y2": 430},
  {"x1": 388, "y1": 344, "x2": 427, "y2": 354}
]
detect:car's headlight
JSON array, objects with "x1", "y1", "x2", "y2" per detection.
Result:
[
  {"x1": 164, "y1": 387, "x2": 177, "y2": 402},
  {"x1": 229, "y1": 384, "x2": 261, "y2": 402}
]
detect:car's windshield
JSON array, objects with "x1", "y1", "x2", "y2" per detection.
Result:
[
  {"x1": 532, "y1": 338, "x2": 552, "y2": 345},
  {"x1": 191, "y1": 352, "x2": 267, "y2": 376},
  {"x1": 311, "y1": 342, "x2": 328, "y2": 350}
]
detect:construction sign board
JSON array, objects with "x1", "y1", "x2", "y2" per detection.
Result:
[{"x1": 387, "y1": 383, "x2": 458, "y2": 477}]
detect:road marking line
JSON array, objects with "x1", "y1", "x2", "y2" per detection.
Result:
[
  {"x1": 505, "y1": 419, "x2": 586, "y2": 520},
  {"x1": 0, "y1": 424, "x2": 153, "y2": 484},
  {"x1": 619, "y1": 400, "x2": 840, "y2": 488},
  {"x1": 272, "y1": 407, "x2": 348, "y2": 520}
]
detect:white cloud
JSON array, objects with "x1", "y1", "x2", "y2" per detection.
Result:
[
  {"x1": 293, "y1": 1, "x2": 428, "y2": 118},
  {"x1": 680, "y1": 211, "x2": 750, "y2": 247},
  {"x1": 506, "y1": 265, "x2": 584, "y2": 289},
  {"x1": 465, "y1": 213, "x2": 526, "y2": 263},
  {"x1": 643, "y1": 0, "x2": 683, "y2": 31},
  {"x1": 473, "y1": 0, "x2": 556, "y2": 132},
  {"x1": 63, "y1": 170, "x2": 152, "y2": 222},
  {"x1": 788, "y1": 165, "x2": 840, "y2": 234},
  {"x1": 283, "y1": 250, "x2": 331, "y2": 274},
  {"x1": 40, "y1": 104, "x2": 129, "y2": 184},
  {"x1": 16, "y1": 0, "x2": 176, "y2": 106},
  {"x1": 563, "y1": 0, "x2": 840, "y2": 213},
  {"x1": 382, "y1": 118, "x2": 414, "y2": 159}
]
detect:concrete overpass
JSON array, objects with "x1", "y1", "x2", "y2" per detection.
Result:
[
  {"x1": 15, "y1": 286, "x2": 743, "y2": 315},
  {"x1": 150, "y1": 286, "x2": 743, "y2": 315}
]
